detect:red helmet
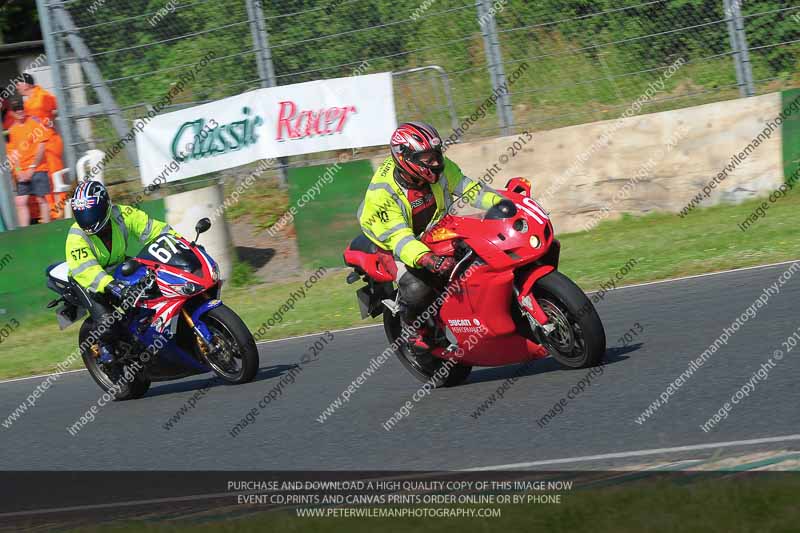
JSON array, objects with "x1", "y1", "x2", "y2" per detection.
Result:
[{"x1": 390, "y1": 122, "x2": 445, "y2": 185}]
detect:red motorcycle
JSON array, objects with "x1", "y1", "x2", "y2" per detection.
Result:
[{"x1": 344, "y1": 178, "x2": 606, "y2": 387}]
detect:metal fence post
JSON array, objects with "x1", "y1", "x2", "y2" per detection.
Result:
[
  {"x1": 723, "y1": 0, "x2": 755, "y2": 97},
  {"x1": 476, "y1": 0, "x2": 514, "y2": 136},
  {"x1": 245, "y1": 0, "x2": 276, "y2": 88},
  {"x1": 730, "y1": 0, "x2": 755, "y2": 96},
  {"x1": 0, "y1": 128, "x2": 16, "y2": 230},
  {"x1": 36, "y1": 0, "x2": 78, "y2": 180},
  {"x1": 245, "y1": 0, "x2": 287, "y2": 187},
  {"x1": 723, "y1": 0, "x2": 744, "y2": 96},
  {"x1": 53, "y1": 5, "x2": 139, "y2": 168}
]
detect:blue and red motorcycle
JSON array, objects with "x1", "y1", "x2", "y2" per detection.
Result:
[{"x1": 46, "y1": 218, "x2": 259, "y2": 400}]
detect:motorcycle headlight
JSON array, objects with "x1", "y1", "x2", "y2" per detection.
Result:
[
  {"x1": 179, "y1": 282, "x2": 202, "y2": 295},
  {"x1": 529, "y1": 235, "x2": 541, "y2": 248}
]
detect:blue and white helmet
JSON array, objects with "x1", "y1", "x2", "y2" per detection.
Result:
[{"x1": 71, "y1": 180, "x2": 111, "y2": 235}]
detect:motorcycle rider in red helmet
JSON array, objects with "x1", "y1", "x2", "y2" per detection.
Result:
[{"x1": 358, "y1": 121, "x2": 501, "y2": 352}]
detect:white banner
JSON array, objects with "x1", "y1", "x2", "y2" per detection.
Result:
[{"x1": 135, "y1": 72, "x2": 396, "y2": 186}]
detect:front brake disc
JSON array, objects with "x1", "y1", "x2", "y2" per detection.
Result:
[{"x1": 539, "y1": 299, "x2": 575, "y2": 353}]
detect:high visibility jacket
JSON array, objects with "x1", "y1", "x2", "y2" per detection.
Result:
[
  {"x1": 358, "y1": 156, "x2": 500, "y2": 267},
  {"x1": 24, "y1": 85, "x2": 57, "y2": 127},
  {"x1": 65, "y1": 204, "x2": 177, "y2": 294},
  {"x1": 8, "y1": 118, "x2": 51, "y2": 175}
]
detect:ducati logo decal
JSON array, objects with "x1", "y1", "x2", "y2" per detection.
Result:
[{"x1": 447, "y1": 318, "x2": 484, "y2": 334}]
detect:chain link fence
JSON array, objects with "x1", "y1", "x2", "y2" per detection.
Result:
[
  {"x1": 38, "y1": 0, "x2": 800, "y2": 195},
  {"x1": 739, "y1": 1, "x2": 800, "y2": 92},
  {"x1": 493, "y1": 0, "x2": 800, "y2": 132},
  {"x1": 259, "y1": 0, "x2": 499, "y2": 160},
  {"x1": 41, "y1": 0, "x2": 263, "y2": 192}
]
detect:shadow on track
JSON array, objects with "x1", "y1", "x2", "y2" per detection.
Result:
[
  {"x1": 141, "y1": 364, "x2": 299, "y2": 398},
  {"x1": 465, "y1": 343, "x2": 641, "y2": 385}
]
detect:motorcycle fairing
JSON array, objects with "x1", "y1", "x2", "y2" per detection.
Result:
[{"x1": 438, "y1": 265, "x2": 549, "y2": 366}]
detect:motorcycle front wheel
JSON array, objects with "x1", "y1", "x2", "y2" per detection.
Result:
[
  {"x1": 200, "y1": 304, "x2": 259, "y2": 384},
  {"x1": 531, "y1": 271, "x2": 606, "y2": 368}
]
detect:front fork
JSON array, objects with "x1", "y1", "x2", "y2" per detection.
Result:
[
  {"x1": 183, "y1": 299, "x2": 223, "y2": 359},
  {"x1": 515, "y1": 264, "x2": 557, "y2": 341},
  {"x1": 182, "y1": 309, "x2": 213, "y2": 357}
]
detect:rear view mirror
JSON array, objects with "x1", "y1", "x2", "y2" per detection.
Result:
[
  {"x1": 195, "y1": 218, "x2": 211, "y2": 234},
  {"x1": 192, "y1": 218, "x2": 212, "y2": 246}
]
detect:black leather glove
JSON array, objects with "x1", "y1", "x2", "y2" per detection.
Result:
[
  {"x1": 106, "y1": 279, "x2": 131, "y2": 305},
  {"x1": 418, "y1": 253, "x2": 456, "y2": 276}
]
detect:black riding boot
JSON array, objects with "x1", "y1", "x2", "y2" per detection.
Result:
[
  {"x1": 70, "y1": 278, "x2": 123, "y2": 363},
  {"x1": 398, "y1": 267, "x2": 438, "y2": 353}
]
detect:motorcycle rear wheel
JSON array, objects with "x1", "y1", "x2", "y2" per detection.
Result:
[
  {"x1": 531, "y1": 271, "x2": 606, "y2": 368},
  {"x1": 79, "y1": 319, "x2": 151, "y2": 400},
  {"x1": 383, "y1": 309, "x2": 472, "y2": 387}
]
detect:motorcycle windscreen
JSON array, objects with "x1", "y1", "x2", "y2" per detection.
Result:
[{"x1": 137, "y1": 235, "x2": 203, "y2": 275}]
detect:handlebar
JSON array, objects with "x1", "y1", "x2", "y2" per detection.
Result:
[
  {"x1": 447, "y1": 248, "x2": 473, "y2": 285},
  {"x1": 128, "y1": 269, "x2": 156, "y2": 305}
]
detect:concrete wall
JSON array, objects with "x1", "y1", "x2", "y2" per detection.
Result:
[
  {"x1": 165, "y1": 184, "x2": 234, "y2": 279},
  {"x1": 375, "y1": 92, "x2": 784, "y2": 234}
]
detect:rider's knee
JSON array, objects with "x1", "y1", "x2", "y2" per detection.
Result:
[{"x1": 399, "y1": 272, "x2": 432, "y2": 306}]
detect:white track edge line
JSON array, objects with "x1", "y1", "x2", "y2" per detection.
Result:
[
  {"x1": 463, "y1": 434, "x2": 800, "y2": 471},
  {"x1": 0, "y1": 369, "x2": 85, "y2": 385},
  {"x1": 601, "y1": 258, "x2": 800, "y2": 293}
]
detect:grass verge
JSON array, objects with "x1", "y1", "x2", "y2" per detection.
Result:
[
  {"x1": 2, "y1": 190, "x2": 799, "y2": 380},
  {"x1": 223, "y1": 176, "x2": 288, "y2": 231}
]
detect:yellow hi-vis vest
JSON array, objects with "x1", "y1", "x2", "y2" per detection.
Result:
[
  {"x1": 65, "y1": 204, "x2": 177, "y2": 294},
  {"x1": 358, "y1": 156, "x2": 500, "y2": 267}
]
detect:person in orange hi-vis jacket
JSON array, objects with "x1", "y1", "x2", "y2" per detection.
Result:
[
  {"x1": 17, "y1": 72, "x2": 65, "y2": 219},
  {"x1": 7, "y1": 97, "x2": 52, "y2": 226},
  {"x1": 17, "y1": 72, "x2": 57, "y2": 128}
]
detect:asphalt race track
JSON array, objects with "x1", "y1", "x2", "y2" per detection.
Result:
[{"x1": 2, "y1": 261, "x2": 799, "y2": 471}]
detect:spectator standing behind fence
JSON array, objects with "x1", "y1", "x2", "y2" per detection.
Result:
[
  {"x1": 16, "y1": 73, "x2": 57, "y2": 128},
  {"x1": 16, "y1": 72, "x2": 65, "y2": 220},
  {"x1": 7, "y1": 97, "x2": 51, "y2": 226}
]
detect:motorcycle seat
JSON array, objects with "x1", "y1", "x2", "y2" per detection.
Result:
[
  {"x1": 343, "y1": 234, "x2": 397, "y2": 282},
  {"x1": 348, "y1": 234, "x2": 379, "y2": 254},
  {"x1": 46, "y1": 261, "x2": 75, "y2": 296}
]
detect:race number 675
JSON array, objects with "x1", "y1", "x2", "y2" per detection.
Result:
[{"x1": 148, "y1": 235, "x2": 186, "y2": 262}]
